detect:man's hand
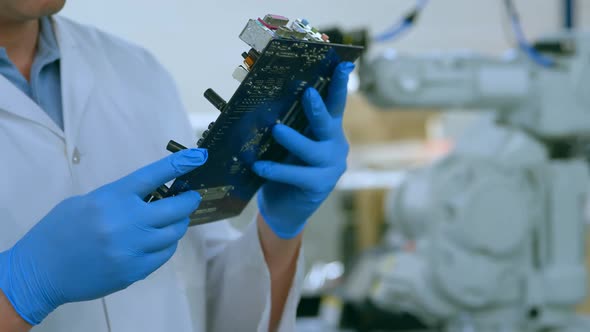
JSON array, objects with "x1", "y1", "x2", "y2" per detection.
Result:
[
  {"x1": 0, "y1": 148, "x2": 207, "y2": 326},
  {"x1": 253, "y1": 62, "x2": 355, "y2": 239}
]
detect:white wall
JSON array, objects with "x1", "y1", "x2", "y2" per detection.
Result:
[{"x1": 60, "y1": 0, "x2": 590, "y2": 118}]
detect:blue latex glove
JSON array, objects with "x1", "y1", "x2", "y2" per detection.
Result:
[
  {"x1": 253, "y1": 62, "x2": 355, "y2": 239},
  {"x1": 0, "y1": 148, "x2": 207, "y2": 325}
]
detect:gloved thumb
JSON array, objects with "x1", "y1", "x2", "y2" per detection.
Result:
[
  {"x1": 326, "y1": 61, "x2": 355, "y2": 118},
  {"x1": 112, "y1": 148, "x2": 208, "y2": 197}
]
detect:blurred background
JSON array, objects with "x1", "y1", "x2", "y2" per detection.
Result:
[
  {"x1": 62, "y1": 1, "x2": 590, "y2": 331},
  {"x1": 62, "y1": 0, "x2": 590, "y2": 114}
]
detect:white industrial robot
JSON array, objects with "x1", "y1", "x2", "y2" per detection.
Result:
[{"x1": 358, "y1": 29, "x2": 590, "y2": 331}]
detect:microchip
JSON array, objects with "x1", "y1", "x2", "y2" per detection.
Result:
[{"x1": 149, "y1": 15, "x2": 363, "y2": 225}]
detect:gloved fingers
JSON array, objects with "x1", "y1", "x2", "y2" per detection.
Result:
[
  {"x1": 325, "y1": 62, "x2": 355, "y2": 118},
  {"x1": 144, "y1": 191, "x2": 201, "y2": 228},
  {"x1": 302, "y1": 88, "x2": 334, "y2": 141},
  {"x1": 137, "y1": 243, "x2": 179, "y2": 280},
  {"x1": 272, "y1": 124, "x2": 330, "y2": 166},
  {"x1": 140, "y1": 218, "x2": 190, "y2": 253},
  {"x1": 253, "y1": 161, "x2": 337, "y2": 191},
  {"x1": 112, "y1": 149, "x2": 208, "y2": 198}
]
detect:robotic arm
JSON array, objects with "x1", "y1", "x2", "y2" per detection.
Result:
[
  {"x1": 360, "y1": 32, "x2": 590, "y2": 139},
  {"x1": 356, "y1": 31, "x2": 590, "y2": 331},
  {"x1": 361, "y1": 50, "x2": 530, "y2": 110}
]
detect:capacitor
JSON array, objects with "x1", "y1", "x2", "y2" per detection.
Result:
[
  {"x1": 244, "y1": 56, "x2": 255, "y2": 68},
  {"x1": 248, "y1": 49, "x2": 260, "y2": 61},
  {"x1": 204, "y1": 88, "x2": 227, "y2": 112},
  {"x1": 166, "y1": 140, "x2": 187, "y2": 153}
]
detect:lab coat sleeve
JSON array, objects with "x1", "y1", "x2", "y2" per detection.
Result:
[{"x1": 201, "y1": 220, "x2": 305, "y2": 332}]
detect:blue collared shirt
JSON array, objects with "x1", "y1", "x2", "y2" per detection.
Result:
[{"x1": 0, "y1": 16, "x2": 63, "y2": 129}]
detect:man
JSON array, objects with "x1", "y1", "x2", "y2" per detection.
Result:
[{"x1": 0, "y1": 1, "x2": 354, "y2": 331}]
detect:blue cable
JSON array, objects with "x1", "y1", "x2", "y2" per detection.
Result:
[
  {"x1": 375, "y1": 0, "x2": 553, "y2": 68},
  {"x1": 510, "y1": 19, "x2": 555, "y2": 67},
  {"x1": 374, "y1": 20, "x2": 413, "y2": 43},
  {"x1": 505, "y1": 0, "x2": 555, "y2": 67},
  {"x1": 374, "y1": 0, "x2": 430, "y2": 43}
]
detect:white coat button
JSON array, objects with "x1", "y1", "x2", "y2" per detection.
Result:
[{"x1": 72, "y1": 148, "x2": 81, "y2": 164}]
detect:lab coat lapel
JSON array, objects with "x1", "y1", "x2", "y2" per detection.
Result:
[
  {"x1": 53, "y1": 17, "x2": 95, "y2": 143},
  {"x1": 0, "y1": 67, "x2": 64, "y2": 138}
]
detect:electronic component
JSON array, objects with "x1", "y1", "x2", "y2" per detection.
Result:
[
  {"x1": 145, "y1": 14, "x2": 363, "y2": 225},
  {"x1": 232, "y1": 65, "x2": 249, "y2": 83},
  {"x1": 203, "y1": 88, "x2": 227, "y2": 112}
]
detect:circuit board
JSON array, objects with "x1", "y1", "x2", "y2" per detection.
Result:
[{"x1": 155, "y1": 18, "x2": 363, "y2": 225}]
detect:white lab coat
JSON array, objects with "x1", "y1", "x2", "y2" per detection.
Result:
[{"x1": 0, "y1": 16, "x2": 303, "y2": 332}]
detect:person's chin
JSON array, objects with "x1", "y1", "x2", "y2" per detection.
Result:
[
  {"x1": 2, "y1": 0, "x2": 67, "y2": 22},
  {"x1": 37, "y1": 0, "x2": 67, "y2": 17}
]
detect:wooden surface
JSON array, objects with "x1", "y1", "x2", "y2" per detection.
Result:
[
  {"x1": 353, "y1": 190, "x2": 387, "y2": 250},
  {"x1": 343, "y1": 93, "x2": 435, "y2": 144}
]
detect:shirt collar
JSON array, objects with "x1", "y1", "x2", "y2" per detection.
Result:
[
  {"x1": 0, "y1": 16, "x2": 60, "y2": 66},
  {"x1": 36, "y1": 16, "x2": 60, "y2": 64},
  {"x1": 0, "y1": 42, "x2": 9, "y2": 66},
  {"x1": 0, "y1": 48, "x2": 8, "y2": 66}
]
